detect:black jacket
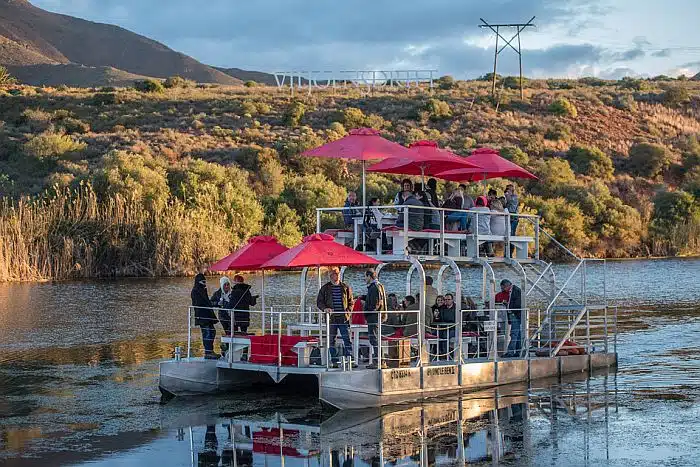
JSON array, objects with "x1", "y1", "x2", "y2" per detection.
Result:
[
  {"x1": 317, "y1": 281, "x2": 353, "y2": 324},
  {"x1": 507, "y1": 285, "x2": 522, "y2": 312},
  {"x1": 437, "y1": 304, "x2": 456, "y2": 324},
  {"x1": 363, "y1": 281, "x2": 386, "y2": 323},
  {"x1": 229, "y1": 282, "x2": 256, "y2": 326},
  {"x1": 191, "y1": 275, "x2": 217, "y2": 327},
  {"x1": 396, "y1": 195, "x2": 424, "y2": 231}
]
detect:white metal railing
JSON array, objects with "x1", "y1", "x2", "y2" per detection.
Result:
[{"x1": 316, "y1": 204, "x2": 540, "y2": 260}]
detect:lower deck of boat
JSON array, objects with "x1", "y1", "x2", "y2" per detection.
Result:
[{"x1": 159, "y1": 352, "x2": 617, "y2": 409}]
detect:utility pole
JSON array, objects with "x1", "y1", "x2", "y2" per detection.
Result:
[{"x1": 479, "y1": 17, "x2": 536, "y2": 100}]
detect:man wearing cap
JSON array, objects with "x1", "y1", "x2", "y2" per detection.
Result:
[{"x1": 317, "y1": 267, "x2": 354, "y2": 366}]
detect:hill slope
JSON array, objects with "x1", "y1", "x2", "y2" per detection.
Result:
[
  {"x1": 215, "y1": 67, "x2": 278, "y2": 86},
  {"x1": 0, "y1": 0, "x2": 241, "y2": 85},
  {"x1": 6, "y1": 63, "x2": 154, "y2": 87}
]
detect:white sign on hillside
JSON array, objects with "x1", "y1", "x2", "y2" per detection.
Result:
[{"x1": 273, "y1": 70, "x2": 437, "y2": 94}]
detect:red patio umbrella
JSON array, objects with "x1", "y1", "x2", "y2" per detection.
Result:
[
  {"x1": 261, "y1": 233, "x2": 381, "y2": 270},
  {"x1": 301, "y1": 127, "x2": 412, "y2": 206},
  {"x1": 210, "y1": 236, "x2": 289, "y2": 271},
  {"x1": 209, "y1": 236, "x2": 289, "y2": 318},
  {"x1": 436, "y1": 147, "x2": 537, "y2": 182},
  {"x1": 367, "y1": 140, "x2": 480, "y2": 184}
]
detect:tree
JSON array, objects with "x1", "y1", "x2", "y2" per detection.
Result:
[
  {"x1": 628, "y1": 143, "x2": 672, "y2": 178},
  {"x1": 651, "y1": 190, "x2": 699, "y2": 229},
  {"x1": 524, "y1": 195, "x2": 589, "y2": 254},
  {"x1": 262, "y1": 201, "x2": 302, "y2": 246},
  {"x1": 500, "y1": 146, "x2": 530, "y2": 167},
  {"x1": 567, "y1": 146, "x2": 615, "y2": 180},
  {"x1": 280, "y1": 173, "x2": 346, "y2": 233},
  {"x1": 94, "y1": 150, "x2": 170, "y2": 209},
  {"x1": 662, "y1": 86, "x2": 690, "y2": 107}
]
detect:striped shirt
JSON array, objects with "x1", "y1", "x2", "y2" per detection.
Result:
[{"x1": 331, "y1": 285, "x2": 344, "y2": 313}]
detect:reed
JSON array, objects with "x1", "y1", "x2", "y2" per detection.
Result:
[{"x1": 0, "y1": 183, "x2": 234, "y2": 282}]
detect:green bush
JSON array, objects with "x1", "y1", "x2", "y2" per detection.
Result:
[
  {"x1": 567, "y1": 146, "x2": 614, "y2": 180},
  {"x1": 24, "y1": 132, "x2": 87, "y2": 160},
  {"x1": 651, "y1": 190, "x2": 699, "y2": 229},
  {"x1": 262, "y1": 201, "x2": 302, "y2": 246},
  {"x1": 500, "y1": 146, "x2": 529, "y2": 167},
  {"x1": 134, "y1": 79, "x2": 165, "y2": 93},
  {"x1": 548, "y1": 98, "x2": 578, "y2": 118},
  {"x1": 544, "y1": 122, "x2": 573, "y2": 142},
  {"x1": 425, "y1": 98, "x2": 452, "y2": 120},
  {"x1": 280, "y1": 173, "x2": 346, "y2": 233},
  {"x1": 164, "y1": 76, "x2": 195, "y2": 89},
  {"x1": 501, "y1": 76, "x2": 529, "y2": 89},
  {"x1": 577, "y1": 77, "x2": 608, "y2": 87},
  {"x1": 244, "y1": 80, "x2": 258, "y2": 88},
  {"x1": 284, "y1": 101, "x2": 306, "y2": 127},
  {"x1": 436, "y1": 75, "x2": 457, "y2": 90},
  {"x1": 0, "y1": 66, "x2": 17, "y2": 86},
  {"x1": 94, "y1": 150, "x2": 170, "y2": 209},
  {"x1": 628, "y1": 143, "x2": 672, "y2": 178},
  {"x1": 619, "y1": 77, "x2": 652, "y2": 92},
  {"x1": 343, "y1": 107, "x2": 367, "y2": 129},
  {"x1": 92, "y1": 92, "x2": 121, "y2": 106},
  {"x1": 525, "y1": 195, "x2": 589, "y2": 254},
  {"x1": 662, "y1": 87, "x2": 690, "y2": 107}
]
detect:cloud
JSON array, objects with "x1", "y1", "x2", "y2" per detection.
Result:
[
  {"x1": 652, "y1": 49, "x2": 672, "y2": 58},
  {"x1": 598, "y1": 67, "x2": 639, "y2": 80},
  {"x1": 30, "y1": 0, "x2": 623, "y2": 77}
]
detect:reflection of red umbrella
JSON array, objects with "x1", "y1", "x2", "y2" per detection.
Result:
[
  {"x1": 436, "y1": 148, "x2": 537, "y2": 182},
  {"x1": 210, "y1": 236, "x2": 289, "y2": 271},
  {"x1": 302, "y1": 128, "x2": 411, "y2": 206},
  {"x1": 367, "y1": 140, "x2": 480, "y2": 183},
  {"x1": 261, "y1": 234, "x2": 380, "y2": 269}
]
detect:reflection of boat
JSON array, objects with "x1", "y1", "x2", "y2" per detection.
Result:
[{"x1": 160, "y1": 205, "x2": 618, "y2": 410}]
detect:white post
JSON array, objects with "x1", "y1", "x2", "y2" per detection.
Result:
[{"x1": 187, "y1": 306, "x2": 192, "y2": 360}]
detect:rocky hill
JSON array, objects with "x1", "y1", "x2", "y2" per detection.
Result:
[
  {"x1": 0, "y1": 0, "x2": 241, "y2": 85},
  {"x1": 0, "y1": 73, "x2": 699, "y2": 281}
]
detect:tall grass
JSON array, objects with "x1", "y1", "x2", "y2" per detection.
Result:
[{"x1": 0, "y1": 183, "x2": 233, "y2": 282}]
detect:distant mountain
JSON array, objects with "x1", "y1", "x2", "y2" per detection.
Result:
[
  {"x1": 6, "y1": 63, "x2": 154, "y2": 87},
  {"x1": 215, "y1": 67, "x2": 278, "y2": 86},
  {"x1": 0, "y1": 0, "x2": 242, "y2": 86},
  {"x1": 693, "y1": 72, "x2": 700, "y2": 81}
]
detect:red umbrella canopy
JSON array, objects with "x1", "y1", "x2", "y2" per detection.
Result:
[
  {"x1": 301, "y1": 127, "x2": 411, "y2": 161},
  {"x1": 210, "y1": 236, "x2": 289, "y2": 271},
  {"x1": 367, "y1": 140, "x2": 480, "y2": 176},
  {"x1": 436, "y1": 147, "x2": 537, "y2": 182},
  {"x1": 261, "y1": 233, "x2": 381, "y2": 270}
]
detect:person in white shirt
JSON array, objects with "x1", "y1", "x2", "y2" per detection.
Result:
[
  {"x1": 489, "y1": 199, "x2": 507, "y2": 236},
  {"x1": 473, "y1": 197, "x2": 493, "y2": 256}
]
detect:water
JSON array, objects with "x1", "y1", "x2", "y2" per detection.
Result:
[{"x1": 1, "y1": 258, "x2": 699, "y2": 466}]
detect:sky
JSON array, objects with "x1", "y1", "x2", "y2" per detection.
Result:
[{"x1": 31, "y1": 0, "x2": 700, "y2": 79}]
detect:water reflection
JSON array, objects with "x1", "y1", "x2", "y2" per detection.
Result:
[{"x1": 177, "y1": 373, "x2": 616, "y2": 466}]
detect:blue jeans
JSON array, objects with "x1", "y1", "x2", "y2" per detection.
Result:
[
  {"x1": 446, "y1": 212, "x2": 469, "y2": 231},
  {"x1": 330, "y1": 322, "x2": 352, "y2": 357},
  {"x1": 200, "y1": 325, "x2": 216, "y2": 355},
  {"x1": 507, "y1": 312, "x2": 522, "y2": 355},
  {"x1": 437, "y1": 326, "x2": 456, "y2": 360}
]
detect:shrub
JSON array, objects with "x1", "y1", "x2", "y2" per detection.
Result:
[
  {"x1": 280, "y1": 173, "x2": 346, "y2": 233},
  {"x1": 164, "y1": 76, "x2": 195, "y2": 89},
  {"x1": 244, "y1": 80, "x2": 257, "y2": 88},
  {"x1": 662, "y1": 87, "x2": 690, "y2": 107},
  {"x1": 567, "y1": 146, "x2": 614, "y2": 180},
  {"x1": 547, "y1": 79, "x2": 575, "y2": 90},
  {"x1": 500, "y1": 146, "x2": 529, "y2": 167},
  {"x1": 343, "y1": 107, "x2": 367, "y2": 129},
  {"x1": 619, "y1": 77, "x2": 652, "y2": 92},
  {"x1": 548, "y1": 98, "x2": 578, "y2": 118},
  {"x1": 284, "y1": 101, "x2": 306, "y2": 127},
  {"x1": 651, "y1": 190, "x2": 699, "y2": 229},
  {"x1": 134, "y1": 79, "x2": 165, "y2": 93},
  {"x1": 577, "y1": 77, "x2": 607, "y2": 87},
  {"x1": 24, "y1": 132, "x2": 87, "y2": 160},
  {"x1": 478, "y1": 73, "x2": 502, "y2": 82},
  {"x1": 0, "y1": 66, "x2": 17, "y2": 86},
  {"x1": 524, "y1": 195, "x2": 589, "y2": 254},
  {"x1": 211, "y1": 126, "x2": 235, "y2": 138},
  {"x1": 262, "y1": 201, "x2": 302, "y2": 246},
  {"x1": 544, "y1": 122, "x2": 572, "y2": 142},
  {"x1": 501, "y1": 76, "x2": 529, "y2": 89},
  {"x1": 436, "y1": 75, "x2": 457, "y2": 90},
  {"x1": 425, "y1": 98, "x2": 452, "y2": 120},
  {"x1": 92, "y1": 92, "x2": 121, "y2": 106},
  {"x1": 628, "y1": 143, "x2": 672, "y2": 178}
]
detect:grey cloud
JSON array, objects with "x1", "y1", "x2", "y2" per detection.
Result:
[
  {"x1": 652, "y1": 49, "x2": 672, "y2": 58},
  {"x1": 598, "y1": 67, "x2": 638, "y2": 79},
  {"x1": 610, "y1": 48, "x2": 645, "y2": 61},
  {"x1": 680, "y1": 60, "x2": 700, "y2": 68}
]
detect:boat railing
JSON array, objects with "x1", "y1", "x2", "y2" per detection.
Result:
[
  {"x1": 316, "y1": 204, "x2": 540, "y2": 260},
  {"x1": 184, "y1": 304, "x2": 616, "y2": 368}
]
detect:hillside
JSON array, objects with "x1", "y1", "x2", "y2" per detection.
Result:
[
  {"x1": 6, "y1": 63, "x2": 154, "y2": 87},
  {"x1": 0, "y1": 0, "x2": 241, "y2": 85},
  {"x1": 0, "y1": 76, "x2": 699, "y2": 281},
  {"x1": 215, "y1": 67, "x2": 278, "y2": 86}
]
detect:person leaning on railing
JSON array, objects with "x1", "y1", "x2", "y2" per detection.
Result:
[
  {"x1": 191, "y1": 273, "x2": 220, "y2": 359},
  {"x1": 435, "y1": 293, "x2": 457, "y2": 360}
]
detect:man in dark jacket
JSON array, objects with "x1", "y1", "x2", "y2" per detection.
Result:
[
  {"x1": 316, "y1": 267, "x2": 354, "y2": 365},
  {"x1": 501, "y1": 279, "x2": 523, "y2": 357},
  {"x1": 435, "y1": 293, "x2": 457, "y2": 360},
  {"x1": 191, "y1": 273, "x2": 219, "y2": 359},
  {"x1": 229, "y1": 275, "x2": 257, "y2": 335},
  {"x1": 363, "y1": 270, "x2": 387, "y2": 369},
  {"x1": 396, "y1": 190, "x2": 425, "y2": 231}
]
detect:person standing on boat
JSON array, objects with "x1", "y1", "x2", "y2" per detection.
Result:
[
  {"x1": 316, "y1": 267, "x2": 354, "y2": 366},
  {"x1": 211, "y1": 276, "x2": 235, "y2": 356},
  {"x1": 501, "y1": 279, "x2": 523, "y2": 358},
  {"x1": 191, "y1": 273, "x2": 219, "y2": 359},
  {"x1": 435, "y1": 293, "x2": 457, "y2": 360},
  {"x1": 229, "y1": 274, "x2": 257, "y2": 335},
  {"x1": 363, "y1": 270, "x2": 387, "y2": 369}
]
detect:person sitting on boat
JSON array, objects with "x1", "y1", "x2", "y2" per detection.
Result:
[
  {"x1": 393, "y1": 178, "x2": 414, "y2": 205},
  {"x1": 396, "y1": 189, "x2": 426, "y2": 253},
  {"x1": 211, "y1": 277, "x2": 235, "y2": 357},
  {"x1": 229, "y1": 274, "x2": 258, "y2": 335},
  {"x1": 415, "y1": 190, "x2": 440, "y2": 230},
  {"x1": 426, "y1": 177, "x2": 440, "y2": 206},
  {"x1": 500, "y1": 279, "x2": 523, "y2": 358},
  {"x1": 363, "y1": 270, "x2": 387, "y2": 369},
  {"x1": 473, "y1": 197, "x2": 494, "y2": 256},
  {"x1": 363, "y1": 197, "x2": 384, "y2": 252},
  {"x1": 444, "y1": 184, "x2": 472, "y2": 231},
  {"x1": 316, "y1": 267, "x2": 355, "y2": 366},
  {"x1": 435, "y1": 293, "x2": 457, "y2": 360},
  {"x1": 342, "y1": 191, "x2": 361, "y2": 228},
  {"x1": 191, "y1": 273, "x2": 219, "y2": 359}
]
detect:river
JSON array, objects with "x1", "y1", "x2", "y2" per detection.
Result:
[{"x1": 0, "y1": 258, "x2": 699, "y2": 466}]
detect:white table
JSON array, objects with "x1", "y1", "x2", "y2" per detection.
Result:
[
  {"x1": 287, "y1": 322, "x2": 368, "y2": 363},
  {"x1": 220, "y1": 336, "x2": 252, "y2": 362},
  {"x1": 384, "y1": 229, "x2": 465, "y2": 256}
]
